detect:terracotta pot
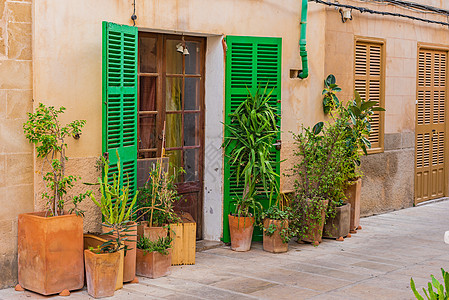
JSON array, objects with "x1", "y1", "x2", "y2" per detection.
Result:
[
  {"x1": 302, "y1": 199, "x2": 329, "y2": 244},
  {"x1": 228, "y1": 214, "x2": 255, "y2": 252},
  {"x1": 136, "y1": 248, "x2": 172, "y2": 279},
  {"x1": 345, "y1": 178, "x2": 362, "y2": 231},
  {"x1": 323, "y1": 203, "x2": 351, "y2": 239},
  {"x1": 84, "y1": 249, "x2": 120, "y2": 298},
  {"x1": 102, "y1": 221, "x2": 136, "y2": 283},
  {"x1": 263, "y1": 218, "x2": 289, "y2": 253},
  {"x1": 83, "y1": 234, "x2": 123, "y2": 290},
  {"x1": 137, "y1": 221, "x2": 168, "y2": 242},
  {"x1": 18, "y1": 212, "x2": 84, "y2": 295}
]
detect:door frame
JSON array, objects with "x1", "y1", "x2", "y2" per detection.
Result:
[
  {"x1": 415, "y1": 43, "x2": 449, "y2": 205},
  {"x1": 137, "y1": 31, "x2": 206, "y2": 238}
]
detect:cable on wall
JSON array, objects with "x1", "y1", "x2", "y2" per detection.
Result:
[
  {"x1": 131, "y1": 0, "x2": 137, "y2": 26},
  {"x1": 309, "y1": 0, "x2": 449, "y2": 27}
]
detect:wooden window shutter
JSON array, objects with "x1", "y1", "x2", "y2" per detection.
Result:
[
  {"x1": 222, "y1": 36, "x2": 282, "y2": 243},
  {"x1": 355, "y1": 40, "x2": 385, "y2": 152},
  {"x1": 102, "y1": 21, "x2": 138, "y2": 198}
]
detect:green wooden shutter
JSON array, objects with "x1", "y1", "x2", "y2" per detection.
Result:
[
  {"x1": 102, "y1": 21, "x2": 138, "y2": 198},
  {"x1": 222, "y1": 36, "x2": 282, "y2": 243}
]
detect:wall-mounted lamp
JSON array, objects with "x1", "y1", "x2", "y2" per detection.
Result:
[
  {"x1": 176, "y1": 36, "x2": 189, "y2": 55},
  {"x1": 339, "y1": 8, "x2": 352, "y2": 23}
]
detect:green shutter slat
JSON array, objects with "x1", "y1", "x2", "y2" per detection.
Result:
[
  {"x1": 102, "y1": 21, "x2": 138, "y2": 201},
  {"x1": 222, "y1": 36, "x2": 282, "y2": 243}
]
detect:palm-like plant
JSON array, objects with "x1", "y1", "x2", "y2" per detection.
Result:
[{"x1": 223, "y1": 85, "x2": 280, "y2": 216}]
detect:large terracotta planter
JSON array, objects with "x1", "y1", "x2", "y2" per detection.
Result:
[
  {"x1": 137, "y1": 221, "x2": 168, "y2": 242},
  {"x1": 102, "y1": 221, "x2": 137, "y2": 283},
  {"x1": 136, "y1": 249, "x2": 172, "y2": 279},
  {"x1": 83, "y1": 234, "x2": 124, "y2": 290},
  {"x1": 228, "y1": 214, "x2": 255, "y2": 252},
  {"x1": 18, "y1": 212, "x2": 84, "y2": 295},
  {"x1": 345, "y1": 178, "x2": 362, "y2": 232},
  {"x1": 302, "y1": 199, "x2": 329, "y2": 245},
  {"x1": 323, "y1": 203, "x2": 351, "y2": 239},
  {"x1": 263, "y1": 218, "x2": 288, "y2": 253},
  {"x1": 84, "y1": 249, "x2": 120, "y2": 299}
]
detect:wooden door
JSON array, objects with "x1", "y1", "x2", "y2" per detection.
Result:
[
  {"x1": 138, "y1": 33, "x2": 205, "y2": 239},
  {"x1": 415, "y1": 49, "x2": 447, "y2": 203}
]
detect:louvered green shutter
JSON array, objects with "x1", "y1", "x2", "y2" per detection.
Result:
[
  {"x1": 222, "y1": 36, "x2": 282, "y2": 243},
  {"x1": 102, "y1": 21, "x2": 138, "y2": 197}
]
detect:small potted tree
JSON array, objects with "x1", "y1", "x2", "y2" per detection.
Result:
[
  {"x1": 322, "y1": 75, "x2": 385, "y2": 234},
  {"x1": 136, "y1": 236, "x2": 173, "y2": 278},
  {"x1": 18, "y1": 103, "x2": 88, "y2": 296},
  {"x1": 223, "y1": 86, "x2": 280, "y2": 252},
  {"x1": 290, "y1": 111, "x2": 350, "y2": 245},
  {"x1": 90, "y1": 153, "x2": 138, "y2": 287}
]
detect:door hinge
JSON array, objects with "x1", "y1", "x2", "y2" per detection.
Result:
[{"x1": 273, "y1": 139, "x2": 282, "y2": 150}]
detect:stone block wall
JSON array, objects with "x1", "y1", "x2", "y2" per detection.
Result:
[
  {"x1": 0, "y1": 0, "x2": 33, "y2": 289},
  {"x1": 360, "y1": 133, "x2": 415, "y2": 216}
]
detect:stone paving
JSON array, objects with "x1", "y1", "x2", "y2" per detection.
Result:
[{"x1": 2, "y1": 200, "x2": 449, "y2": 299}]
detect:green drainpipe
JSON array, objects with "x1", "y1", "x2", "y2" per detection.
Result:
[{"x1": 298, "y1": 0, "x2": 309, "y2": 79}]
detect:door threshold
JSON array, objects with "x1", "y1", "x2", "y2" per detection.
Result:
[
  {"x1": 196, "y1": 240, "x2": 224, "y2": 252},
  {"x1": 416, "y1": 197, "x2": 449, "y2": 206}
]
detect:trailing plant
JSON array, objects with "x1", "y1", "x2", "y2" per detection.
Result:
[
  {"x1": 89, "y1": 151, "x2": 138, "y2": 253},
  {"x1": 261, "y1": 205, "x2": 292, "y2": 243},
  {"x1": 23, "y1": 103, "x2": 88, "y2": 216},
  {"x1": 137, "y1": 236, "x2": 173, "y2": 256},
  {"x1": 411, "y1": 268, "x2": 449, "y2": 300},
  {"x1": 223, "y1": 85, "x2": 280, "y2": 218},
  {"x1": 134, "y1": 161, "x2": 183, "y2": 226}
]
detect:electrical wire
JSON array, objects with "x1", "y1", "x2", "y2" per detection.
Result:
[{"x1": 310, "y1": 0, "x2": 449, "y2": 27}]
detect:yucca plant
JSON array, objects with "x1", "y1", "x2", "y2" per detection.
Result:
[
  {"x1": 411, "y1": 268, "x2": 449, "y2": 300},
  {"x1": 90, "y1": 150, "x2": 138, "y2": 252},
  {"x1": 223, "y1": 84, "x2": 280, "y2": 217}
]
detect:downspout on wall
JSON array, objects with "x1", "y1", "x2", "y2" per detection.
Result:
[{"x1": 298, "y1": 0, "x2": 309, "y2": 79}]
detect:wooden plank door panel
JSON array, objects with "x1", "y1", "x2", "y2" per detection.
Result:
[{"x1": 415, "y1": 49, "x2": 447, "y2": 203}]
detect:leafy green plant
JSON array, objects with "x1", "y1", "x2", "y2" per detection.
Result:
[
  {"x1": 134, "y1": 161, "x2": 183, "y2": 226},
  {"x1": 322, "y1": 74, "x2": 342, "y2": 114},
  {"x1": 411, "y1": 268, "x2": 449, "y2": 300},
  {"x1": 261, "y1": 205, "x2": 291, "y2": 243},
  {"x1": 137, "y1": 236, "x2": 173, "y2": 256},
  {"x1": 323, "y1": 74, "x2": 386, "y2": 181},
  {"x1": 223, "y1": 85, "x2": 280, "y2": 218},
  {"x1": 89, "y1": 151, "x2": 138, "y2": 253},
  {"x1": 23, "y1": 103, "x2": 88, "y2": 216}
]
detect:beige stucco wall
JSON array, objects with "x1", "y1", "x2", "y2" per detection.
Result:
[
  {"x1": 324, "y1": 0, "x2": 449, "y2": 215},
  {"x1": 0, "y1": 0, "x2": 33, "y2": 288},
  {"x1": 32, "y1": 0, "x2": 328, "y2": 230}
]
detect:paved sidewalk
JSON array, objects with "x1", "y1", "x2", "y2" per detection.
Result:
[{"x1": 2, "y1": 200, "x2": 449, "y2": 299}]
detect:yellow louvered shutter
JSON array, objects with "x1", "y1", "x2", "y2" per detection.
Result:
[
  {"x1": 355, "y1": 41, "x2": 384, "y2": 152},
  {"x1": 415, "y1": 48, "x2": 447, "y2": 203}
]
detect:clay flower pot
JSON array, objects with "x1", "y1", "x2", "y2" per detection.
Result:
[
  {"x1": 263, "y1": 218, "x2": 289, "y2": 253},
  {"x1": 228, "y1": 214, "x2": 255, "y2": 252},
  {"x1": 323, "y1": 203, "x2": 351, "y2": 240},
  {"x1": 17, "y1": 212, "x2": 84, "y2": 295},
  {"x1": 302, "y1": 199, "x2": 329, "y2": 245},
  {"x1": 84, "y1": 249, "x2": 120, "y2": 298},
  {"x1": 83, "y1": 234, "x2": 124, "y2": 290},
  {"x1": 137, "y1": 221, "x2": 168, "y2": 242},
  {"x1": 136, "y1": 249, "x2": 172, "y2": 279},
  {"x1": 102, "y1": 221, "x2": 137, "y2": 283},
  {"x1": 345, "y1": 178, "x2": 362, "y2": 232}
]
